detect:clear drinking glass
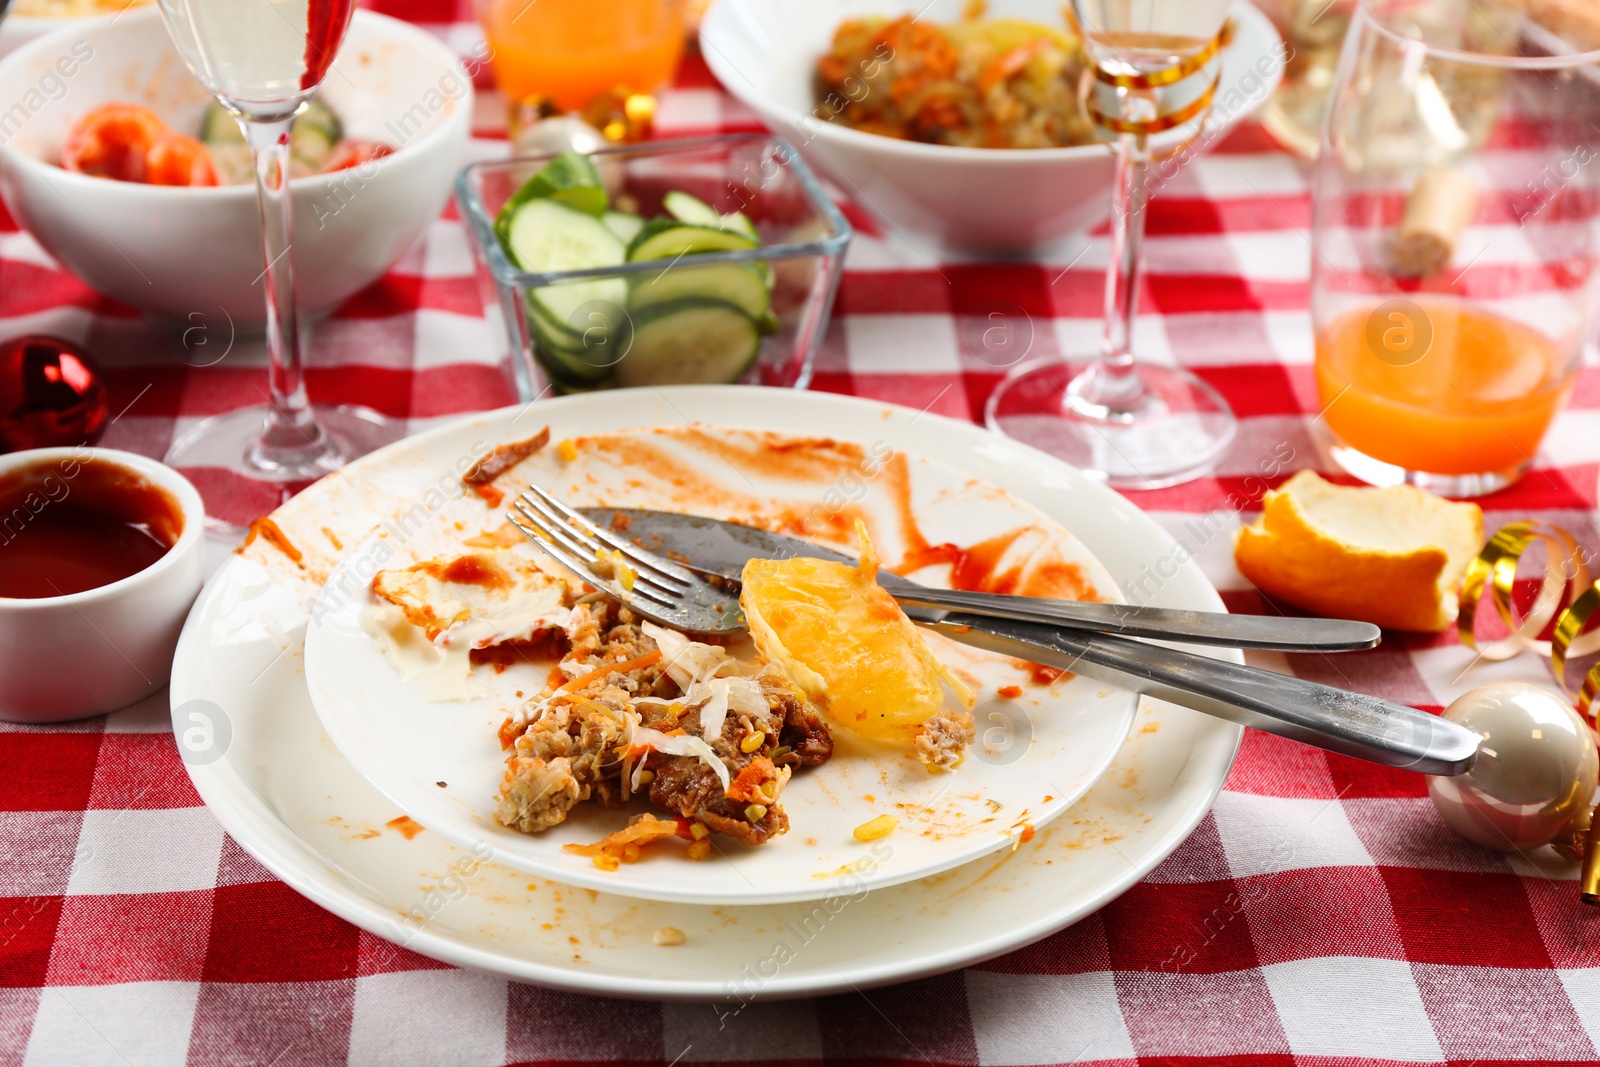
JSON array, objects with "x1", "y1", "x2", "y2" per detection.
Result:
[
  {"x1": 155, "y1": 0, "x2": 400, "y2": 528},
  {"x1": 1310, "y1": 0, "x2": 1599, "y2": 496},
  {"x1": 985, "y1": 0, "x2": 1237, "y2": 489},
  {"x1": 1256, "y1": 0, "x2": 1357, "y2": 159}
]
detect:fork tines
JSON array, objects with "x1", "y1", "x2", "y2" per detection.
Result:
[{"x1": 509, "y1": 486, "x2": 693, "y2": 614}]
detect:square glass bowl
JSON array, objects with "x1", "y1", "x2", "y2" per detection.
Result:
[{"x1": 455, "y1": 134, "x2": 851, "y2": 396}]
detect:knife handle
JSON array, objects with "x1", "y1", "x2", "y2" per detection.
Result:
[
  {"x1": 881, "y1": 582, "x2": 1381, "y2": 652},
  {"x1": 931, "y1": 613, "x2": 1478, "y2": 776}
]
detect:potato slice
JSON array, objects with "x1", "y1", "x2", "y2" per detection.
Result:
[{"x1": 1233, "y1": 470, "x2": 1483, "y2": 632}]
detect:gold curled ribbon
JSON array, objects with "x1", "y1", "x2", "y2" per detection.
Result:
[
  {"x1": 1458, "y1": 520, "x2": 1600, "y2": 715},
  {"x1": 1088, "y1": 74, "x2": 1219, "y2": 136},
  {"x1": 1553, "y1": 582, "x2": 1600, "y2": 716},
  {"x1": 1090, "y1": 20, "x2": 1234, "y2": 89}
]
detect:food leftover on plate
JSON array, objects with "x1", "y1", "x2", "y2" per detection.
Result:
[{"x1": 367, "y1": 500, "x2": 976, "y2": 862}]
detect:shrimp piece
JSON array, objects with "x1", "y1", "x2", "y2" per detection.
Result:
[
  {"x1": 145, "y1": 132, "x2": 219, "y2": 187},
  {"x1": 60, "y1": 103, "x2": 166, "y2": 182}
]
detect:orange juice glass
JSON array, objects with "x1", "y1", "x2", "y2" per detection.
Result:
[
  {"x1": 1309, "y1": 0, "x2": 1599, "y2": 497},
  {"x1": 477, "y1": 0, "x2": 684, "y2": 111},
  {"x1": 1314, "y1": 299, "x2": 1577, "y2": 488}
]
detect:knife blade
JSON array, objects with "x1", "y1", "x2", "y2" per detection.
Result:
[
  {"x1": 578, "y1": 508, "x2": 1378, "y2": 652},
  {"x1": 579, "y1": 507, "x2": 1478, "y2": 776}
]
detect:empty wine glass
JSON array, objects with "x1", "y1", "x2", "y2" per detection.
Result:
[
  {"x1": 156, "y1": 0, "x2": 401, "y2": 528},
  {"x1": 986, "y1": 0, "x2": 1238, "y2": 489}
]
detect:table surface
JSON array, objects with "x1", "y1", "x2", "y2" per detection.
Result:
[{"x1": 4, "y1": 5, "x2": 1600, "y2": 1065}]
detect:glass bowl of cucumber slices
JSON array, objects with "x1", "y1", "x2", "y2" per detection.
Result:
[{"x1": 455, "y1": 134, "x2": 851, "y2": 394}]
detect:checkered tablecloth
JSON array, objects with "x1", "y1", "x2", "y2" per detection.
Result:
[{"x1": 5, "y1": 2, "x2": 1600, "y2": 1063}]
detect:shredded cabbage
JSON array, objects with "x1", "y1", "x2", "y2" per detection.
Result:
[
  {"x1": 630, "y1": 749, "x2": 652, "y2": 793},
  {"x1": 642, "y1": 620, "x2": 735, "y2": 689},
  {"x1": 725, "y1": 677, "x2": 768, "y2": 718},
  {"x1": 629, "y1": 725, "x2": 731, "y2": 792},
  {"x1": 698, "y1": 679, "x2": 730, "y2": 740}
]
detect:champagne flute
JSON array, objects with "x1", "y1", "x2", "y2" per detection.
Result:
[
  {"x1": 156, "y1": 0, "x2": 400, "y2": 528},
  {"x1": 986, "y1": 0, "x2": 1237, "y2": 489}
]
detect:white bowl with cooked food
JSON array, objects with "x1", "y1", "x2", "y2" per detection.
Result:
[
  {"x1": 700, "y1": 0, "x2": 1283, "y2": 253},
  {"x1": 0, "y1": 7, "x2": 470, "y2": 326},
  {"x1": 0, "y1": 17, "x2": 66, "y2": 59},
  {"x1": 0, "y1": 0, "x2": 149, "y2": 58}
]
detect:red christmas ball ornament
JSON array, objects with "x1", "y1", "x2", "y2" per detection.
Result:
[{"x1": 0, "y1": 334, "x2": 109, "y2": 453}]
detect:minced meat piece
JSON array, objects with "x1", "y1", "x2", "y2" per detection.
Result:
[
  {"x1": 493, "y1": 600, "x2": 829, "y2": 847},
  {"x1": 769, "y1": 682, "x2": 832, "y2": 768},
  {"x1": 495, "y1": 756, "x2": 583, "y2": 832},
  {"x1": 644, "y1": 700, "x2": 795, "y2": 846},
  {"x1": 914, "y1": 709, "x2": 974, "y2": 771}
]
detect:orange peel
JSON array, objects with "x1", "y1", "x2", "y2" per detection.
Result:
[{"x1": 1233, "y1": 470, "x2": 1483, "y2": 632}]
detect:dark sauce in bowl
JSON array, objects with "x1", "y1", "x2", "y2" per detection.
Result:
[{"x1": 0, "y1": 457, "x2": 183, "y2": 599}]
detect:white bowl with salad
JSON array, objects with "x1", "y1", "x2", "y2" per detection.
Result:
[
  {"x1": 455, "y1": 135, "x2": 851, "y2": 393},
  {"x1": 0, "y1": 7, "x2": 470, "y2": 327}
]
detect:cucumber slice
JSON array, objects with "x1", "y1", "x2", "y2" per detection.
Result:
[
  {"x1": 627, "y1": 220, "x2": 759, "y2": 262},
  {"x1": 291, "y1": 121, "x2": 339, "y2": 172},
  {"x1": 502, "y1": 198, "x2": 628, "y2": 345},
  {"x1": 663, "y1": 192, "x2": 761, "y2": 243},
  {"x1": 615, "y1": 301, "x2": 761, "y2": 387},
  {"x1": 527, "y1": 295, "x2": 583, "y2": 346},
  {"x1": 753, "y1": 260, "x2": 776, "y2": 292},
  {"x1": 721, "y1": 211, "x2": 759, "y2": 242},
  {"x1": 532, "y1": 328, "x2": 620, "y2": 386},
  {"x1": 299, "y1": 98, "x2": 342, "y2": 143},
  {"x1": 602, "y1": 211, "x2": 645, "y2": 244},
  {"x1": 201, "y1": 99, "x2": 342, "y2": 172},
  {"x1": 663, "y1": 191, "x2": 724, "y2": 228},
  {"x1": 629, "y1": 261, "x2": 771, "y2": 322},
  {"x1": 529, "y1": 280, "x2": 629, "y2": 349},
  {"x1": 496, "y1": 151, "x2": 609, "y2": 241},
  {"x1": 199, "y1": 103, "x2": 239, "y2": 143},
  {"x1": 529, "y1": 293, "x2": 634, "y2": 387},
  {"x1": 503, "y1": 198, "x2": 625, "y2": 275}
]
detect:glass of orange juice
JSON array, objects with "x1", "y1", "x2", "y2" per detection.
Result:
[
  {"x1": 1310, "y1": 0, "x2": 1600, "y2": 497},
  {"x1": 476, "y1": 0, "x2": 685, "y2": 112}
]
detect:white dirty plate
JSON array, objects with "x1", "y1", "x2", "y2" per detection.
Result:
[{"x1": 303, "y1": 421, "x2": 1137, "y2": 905}]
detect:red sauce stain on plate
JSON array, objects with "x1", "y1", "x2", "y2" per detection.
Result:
[
  {"x1": 241, "y1": 516, "x2": 303, "y2": 566},
  {"x1": 386, "y1": 815, "x2": 425, "y2": 840},
  {"x1": 425, "y1": 553, "x2": 512, "y2": 589}
]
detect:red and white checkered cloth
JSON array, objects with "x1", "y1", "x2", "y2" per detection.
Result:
[{"x1": 4, "y1": 3, "x2": 1600, "y2": 1063}]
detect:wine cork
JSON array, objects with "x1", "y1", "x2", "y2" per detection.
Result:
[{"x1": 1391, "y1": 165, "x2": 1479, "y2": 278}]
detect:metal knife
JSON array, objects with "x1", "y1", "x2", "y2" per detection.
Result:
[
  {"x1": 580, "y1": 507, "x2": 1479, "y2": 776},
  {"x1": 583, "y1": 509, "x2": 1375, "y2": 652}
]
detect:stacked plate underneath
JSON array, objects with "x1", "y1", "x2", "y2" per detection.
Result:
[{"x1": 170, "y1": 387, "x2": 1241, "y2": 997}]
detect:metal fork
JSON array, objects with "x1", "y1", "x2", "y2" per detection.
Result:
[
  {"x1": 509, "y1": 487, "x2": 746, "y2": 634},
  {"x1": 509, "y1": 484, "x2": 1478, "y2": 775}
]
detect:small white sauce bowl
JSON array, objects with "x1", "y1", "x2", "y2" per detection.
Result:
[{"x1": 0, "y1": 447, "x2": 204, "y2": 722}]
